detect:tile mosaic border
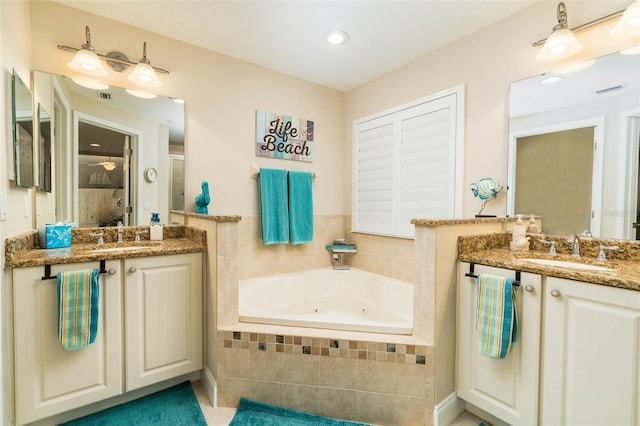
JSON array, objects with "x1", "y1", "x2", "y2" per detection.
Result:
[{"x1": 222, "y1": 331, "x2": 428, "y2": 365}]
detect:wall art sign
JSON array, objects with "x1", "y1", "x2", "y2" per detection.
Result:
[{"x1": 256, "y1": 110, "x2": 314, "y2": 162}]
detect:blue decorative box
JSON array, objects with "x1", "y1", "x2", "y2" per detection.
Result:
[{"x1": 39, "y1": 224, "x2": 73, "y2": 249}]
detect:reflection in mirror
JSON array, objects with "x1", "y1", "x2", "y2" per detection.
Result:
[
  {"x1": 37, "y1": 104, "x2": 52, "y2": 192},
  {"x1": 12, "y1": 70, "x2": 34, "y2": 188},
  {"x1": 33, "y1": 71, "x2": 185, "y2": 227},
  {"x1": 508, "y1": 51, "x2": 640, "y2": 240},
  {"x1": 169, "y1": 155, "x2": 185, "y2": 211}
]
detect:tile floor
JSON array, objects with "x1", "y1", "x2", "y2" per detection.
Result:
[{"x1": 191, "y1": 381, "x2": 486, "y2": 426}]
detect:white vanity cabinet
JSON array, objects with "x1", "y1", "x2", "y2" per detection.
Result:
[
  {"x1": 541, "y1": 277, "x2": 640, "y2": 426},
  {"x1": 457, "y1": 263, "x2": 542, "y2": 426},
  {"x1": 12, "y1": 252, "x2": 203, "y2": 425},
  {"x1": 124, "y1": 253, "x2": 203, "y2": 390},
  {"x1": 13, "y1": 261, "x2": 123, "y2": 426}
]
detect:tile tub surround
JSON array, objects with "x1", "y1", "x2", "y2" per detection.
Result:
[
  {"x1": 216, "y1": 330, "x2": 435, "y2": 425},
  {"x1": 458, "y1": 232, "x2": 640, "y2": 291},
  {"x1": 4, "y1": 225, "x2": 207, "y2": 267}
]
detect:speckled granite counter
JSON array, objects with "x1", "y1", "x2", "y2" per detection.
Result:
[
  {"x1": 5, "y1": 225, "x2": 206, "y2": 268},
  {"x1": 458, "y1": 232, "x2": 640, "y2": 292}
]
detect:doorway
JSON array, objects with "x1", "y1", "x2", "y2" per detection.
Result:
[{"x1": 74, "y1": 113, "x2": 139, "y2": 227}]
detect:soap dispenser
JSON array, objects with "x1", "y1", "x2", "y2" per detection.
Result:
[
  {"x1": 510, "y1": 214, "x2": 530, "y2": 251},
  {"x1": 527, "y1": 214, "x2": 539, "y2": 233},
  {"x1": 150, "y1": 212, "x2": 163, "y2": 241}
]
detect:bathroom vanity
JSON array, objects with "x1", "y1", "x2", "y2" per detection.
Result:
[
  {"x1": 5, "y1": 226, "x2": 205, "y2": 425},
  {"x1": 456, "y1": 234, "x2": 640, "y2": 426}
]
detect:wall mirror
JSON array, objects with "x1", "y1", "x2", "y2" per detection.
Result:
[
  {"x1": 33, "y1": 71, "x2": 185, "y2": 228},
  {"x1": 37, "y1": 103, "x2": 52, "y2": 192},
  {"x1": 508, "y1": 50, "x2": 640, "y2": 240},
  {"x1": 12, "y1": 70, "x2": 35, "y2": 188}
]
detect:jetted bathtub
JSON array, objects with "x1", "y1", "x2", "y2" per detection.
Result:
[{"x1": 239, "y1": 267, "x2": 413, "y2": 335}]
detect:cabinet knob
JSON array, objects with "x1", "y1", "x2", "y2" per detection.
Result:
[
  {"x1": 108, "y1": 269, "x2": 116, "y2": 275},
  {"x1": 550, "y1": 289, "x2": 561, "y2": 297},
  {"x1": 129, "y1": 267, "x2": 137, "y2": 273},
  {"x1": 524, "y1": 285, "x2": 534, "y2": 293}
]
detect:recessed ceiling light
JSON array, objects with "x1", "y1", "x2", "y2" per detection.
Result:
[
  {"x1": 171, "y1": 97, "x2": 185, "y2": 104},
  {"x1": 325, "y1": 30, "x2": 349, "y2": 45},
  {"x1": 541, "y1": 76, "x2": 563, "y2": 85}
]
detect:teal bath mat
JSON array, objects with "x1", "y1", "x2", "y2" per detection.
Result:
[
  {"x1": 229, "y1": 397, "x2": 370, "y2": 425},
  {"x1": 59, "y1": 381, "x2": 207, "y2": 426}
]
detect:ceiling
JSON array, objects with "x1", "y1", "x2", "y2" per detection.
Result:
[{"x1": 55, "y1": 0, "x2": 538, "y2": 91}]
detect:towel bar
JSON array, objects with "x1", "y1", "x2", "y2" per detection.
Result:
[
  {"x1": 42, "y1": 260, "x2": 108, "y2": 280},
  {"x1": 465, "y1": 263, "x2": 521, "y2": 287},
  {"x1": 250, "y1": 163, "x2": 316, "y2": 179}
]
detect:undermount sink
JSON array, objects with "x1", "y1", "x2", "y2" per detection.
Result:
[
  {"x1": 89, "y1": 246, "x2": 153, "y2": 253},
  {"x1": 521, "y1": 258, "x2": 614, "y2": 272}
]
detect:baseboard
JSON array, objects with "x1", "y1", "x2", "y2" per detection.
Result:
[
  {"x1": 200, "y1": 367, "x2": 217, "y2": 407},
  {"x1": 433, "y1": 393, "x2": 466, "y2": 426}
]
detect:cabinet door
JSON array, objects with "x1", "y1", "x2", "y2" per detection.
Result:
[
  {"x1": 542, "y1": 277, "x2": 640, "y2": 426},
  {"x1": 457, "y1": 262, "x2": 542, "y2": 425},
  {"x1": 13, "y1": 261, "x2": 123, "y2": 425},
  {"x1": 124, "y1": 253, "x2": 203, "y2": 390}
]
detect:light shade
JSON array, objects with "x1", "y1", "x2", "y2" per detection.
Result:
[
  {"x1": 128, "y1": 62, "x2": 162, "y2": 87},
  {"x1": 611, "y1": 0, "x2": 640, "y2": 38},
  {"x1": 71, "y1": 77, "x2": 109, "y2": 90},
  {"x1": 67, "y1": 48, "x2": 108, "y2": 76},
  {"x1": 325, "y1": 30, "x2": 350, "y2": 45},
  {"x1": 536, "y1": 27, "x2": 583, "y2": 61},
  {"x1": 126, "y1": 88, "x2": 157, "y2": 99}
]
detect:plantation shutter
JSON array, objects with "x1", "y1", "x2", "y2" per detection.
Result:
[{"x1": 353, "y1": 88, "x2": 463, "y2": 238}]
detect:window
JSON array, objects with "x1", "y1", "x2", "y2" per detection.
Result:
[{"x1": 352, "y1": 86, "x2": 464, "y2": 238}]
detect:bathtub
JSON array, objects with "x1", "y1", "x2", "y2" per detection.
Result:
[{"x1": 239, "y1": 267, "x2": 413, "y2": 335}]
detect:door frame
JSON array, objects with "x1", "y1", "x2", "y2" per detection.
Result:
[
  {"x1": 622, "y1": 107, "x2": 640, "y2": 240},
  {"x1": 73, "y1": 112, "x2": 142, "y2": 226},
  {"x1": 507, "y1": 116, "x2": 605, "y2": 236}
]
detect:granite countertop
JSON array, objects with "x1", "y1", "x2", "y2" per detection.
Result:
[
  {"x1": 5, "y1": 225, "x2": 206, "y2": 268},
  {"x1": 458, "y1": 233, "x2": 640, "y2": 292}
]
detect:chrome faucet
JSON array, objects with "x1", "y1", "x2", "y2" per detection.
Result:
[
  {"x1": 568, "y1": 234, "x2": 580, "y2": 258},
  {"x1": 117, "y1": 221, "x2": 124, "y2": 243}
]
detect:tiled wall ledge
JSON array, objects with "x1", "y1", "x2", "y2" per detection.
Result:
[{"x1": 216, "y1": 330, "x2": 435, "y2": 425}]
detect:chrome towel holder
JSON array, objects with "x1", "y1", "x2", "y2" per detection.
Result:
[
  {"x1": 465, "y1": 262, "x2": 521, "y2": 287},
  {"x1": 41, "y1": 260, "x2": 108, "y2": 280}
]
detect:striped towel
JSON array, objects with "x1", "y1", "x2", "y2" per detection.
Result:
[
  {"x1": 476, "y1": 273, "x2": 518, "y2": 360},
  {"x1": 57, "y1": 269, "x2": 100, "y2": 351}
]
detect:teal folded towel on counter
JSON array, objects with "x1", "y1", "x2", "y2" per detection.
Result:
[
  {"x1": 58, "y1": 269, "x2": 100, "y2": 351},
  {"x1": 476, "y1": 273, "x2": 518, "y2": 360},
  {"x1": 259, "y1": 168, "x2": 290, "y2": 245},
  {"x1": 288, "y1": 171, "x2": 314, "y2": 244}
]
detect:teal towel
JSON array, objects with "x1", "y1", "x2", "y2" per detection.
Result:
[
  {"x1": 476, "y1": 273, "x2": 518, "y2": 360},
  {"x1": 288, "y1": 171, "x2": 314, "y2": 244},
  {"x1": 57, "y1": 269, "x2": 100, "y2": 351},
  {"x1": 259, "y1": 168, "x2": 289, "y2": 245}
]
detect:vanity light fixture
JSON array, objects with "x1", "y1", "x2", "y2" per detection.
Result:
[
  {"x1": 535, "y1": 2, "x2": 583, "y2": 61},
  {"x1": 325, "y1": 30, "x2": 350, "y2": 45},
  {"x1": 553, "y1": 59, "x2": 596, "y2": 75},
  {"x1": 611, "y1": 0, "x2": 640, "y2": 38},
  {"x1": 540, "y1": 75, "x2": 563, "y2": 85},
  {"x1": 127, "y1": 42, "x2": 162, "y2": 88},
  {"x1": 621, "y1": 45, "x2": 640, "y2": 55},
  {"x1": 58, "y1": 26, "x2": 170, "y2": 81}
]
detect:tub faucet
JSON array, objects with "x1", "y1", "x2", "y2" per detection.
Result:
[{"x1": 117, "y1": 221, "x2": 124, "y2": 243}]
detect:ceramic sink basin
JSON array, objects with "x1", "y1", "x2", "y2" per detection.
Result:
[
  {"x1": 89, "y1": 246, "x2": 153, "y2": 253},
  {"x1": 521, "y1": 258, "x2": 614, "y2": 272}
]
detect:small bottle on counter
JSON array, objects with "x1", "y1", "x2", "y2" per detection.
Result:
[
  {"x1": 150, "y1": 212, "x2": 163, "y2": 241},
  {"x1": 527, "y1": 214, "x2": 539, "y2": 233},
  {"x1": 510, "y1": 214, "x2": 530, "y2": 251}
]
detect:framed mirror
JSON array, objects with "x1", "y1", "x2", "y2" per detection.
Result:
[
  {"x1": 508, "y1": 50, "x2": 640, "y2": 240},
  {"x1": 33, "y1": 71, "x2": 185, "y2": 227},
  {"x1": 37, "y1": 103, "x2": 52, "y2": 192},
  {"x1": 12, "y1": 70, "x2": 35, "y2": 188}
]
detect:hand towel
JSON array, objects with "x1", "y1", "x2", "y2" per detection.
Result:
[
  {"x1": 288, "y1": 171, "x2": 314, "y2": 244},
  {"x1": 58, "y1": 269, "x2": 100, "y2": 351},
  {"x1": 476, "y1": 273, "x2": 518, "y2": 360},
  {"x1": 259, "y1": 168, "x2": 289, "y2": 245}
]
